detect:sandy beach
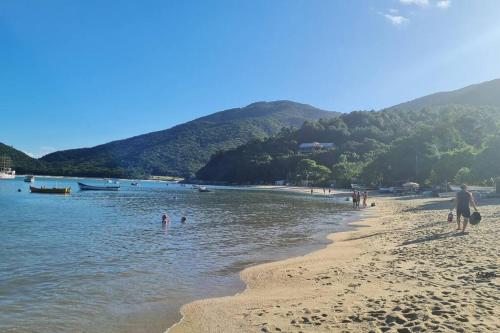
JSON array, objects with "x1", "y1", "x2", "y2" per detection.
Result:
[{"x1": 169, "y1": 195, "x2": 499, "y2": 333}]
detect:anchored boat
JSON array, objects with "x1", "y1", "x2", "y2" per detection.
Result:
[
  {"x1": 78, "y1": 182, "x2": 120, "y2": 191},
  {"x1": 24, "y1": 175, "x2": 35, "y2": 182},
  {"x1": 0, "y1": 156, "x2": 16, "y2": 179},
  {"x1": 30, "y1": 186, "x2": 71, "y2": 194}
]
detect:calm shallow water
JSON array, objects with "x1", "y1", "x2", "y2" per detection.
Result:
[{"x1": 0, "y1": 177, "x2": 353, "y2": 333}]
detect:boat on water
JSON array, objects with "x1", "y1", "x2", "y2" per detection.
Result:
[
  {"x1": 378, "y1": 186, "x2": 395, "y2": 194},
  {"x1": 449, "y1": 184, "x2": 494, "y2": 192},
  {"x1": 198, "y1": 186, "x2": 211, "y2": 192},
  {"x1": 0, "y1": 156, "x2": 16, "y2": 179},
  {"x1": 24, "y1": 175, "x2": 35, "y2": 182},
  {"x1": 131, "y1": 182, "x2": 139, "y2": 186},
  {"x1": 30, "y1": 186, "x2": 71, "y2": 194},
  {"x1": 78, "y1": 182, "x2": 120, "y2": 191}
]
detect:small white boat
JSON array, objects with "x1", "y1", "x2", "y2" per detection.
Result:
[
  {"x1": 378, "y1": 187, "x2": 394, "y2": 194},
  {"x1": 0, "y1": 156, "x2": 16, "y2": 179},
  {"x1": 24, "y1": 175, "x2": 35, "y2": 182},
  {"x1": 449, "y1": 185, "x2": 494, "y2": 192},
  {"x1": 198, "y1": 186, "x2": 211, "y2": 192}
]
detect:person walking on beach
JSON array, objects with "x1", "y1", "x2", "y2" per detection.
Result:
[
  {"x1": 362, "y1": 191, "x2": 368, "y2": 208},
  {"x1": 352, "y1": 190, "x2": 357, "y2": 208},
  {"x1": 356, "y1": 191, "x2": 361, "y2": 208},
  {"x1": 454, "y1": 184, "x2": 478, "y2": 233}
]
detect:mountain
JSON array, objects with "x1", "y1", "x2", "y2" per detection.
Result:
[
  {"x1": 0, "y1": 143, "x2": 46, "y2": 174},
  {"x1": 196, "y1": 78, "x2": 500, "y2": 186},
  {"x1": 41, "y1": 101, "x2": 339, "y2": 178},
  {"x1": 385, "y1": 78, "x2": 500, "y2": 112}
]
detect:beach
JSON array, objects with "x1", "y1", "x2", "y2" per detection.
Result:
[{"x1": 169, "y1": 195, "x2": 499, "y2": 332}]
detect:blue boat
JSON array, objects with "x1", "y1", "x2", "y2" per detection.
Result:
[{"x1": 78, "y1": 182, "x2": 120, "y2": 191}]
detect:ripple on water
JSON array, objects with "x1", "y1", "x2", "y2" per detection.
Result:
[{"x1": 0, "y1": 178, "x2": 354, "y2": 333}]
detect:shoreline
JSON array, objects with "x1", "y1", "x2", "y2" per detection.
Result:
[
  {"x1": 166, "y1": 210, "x2": 369, "y2": 333},
  {"x1": 166, "y1": 200, "x2": 376, "y2": 333},
  {"x1": 167, "y1": 196, "x2": 499, "y2": 332}
]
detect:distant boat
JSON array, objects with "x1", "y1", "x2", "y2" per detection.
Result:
[
  {"x1": 30, "y1": 186, "x2": 71, "y2": 194},
  {"x1": 78, "y1": 182, "x2": 120, "y2": 191},
  {"x1": 198, "y1": 186, "x2": 211, "y2": 192},
  {"x1": 131, "y1": 182, "x2": 139, "y2": 186},
  {"x1": 24, "y1": 175, "x2": 35, "y2": 182},
  {"x1": 449, "y1": 185, "x2": 494, "y2": 192},
  {"x1": 0, "y1": 156, "x2": 16, "y2": 179},
  {"x1": 378, "y1": 187, "x2": 394, "y2": 194}
]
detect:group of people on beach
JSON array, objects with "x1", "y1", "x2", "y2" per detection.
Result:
[{"x1": 352, "y1": 190, "x2": 368, "y2": 208}]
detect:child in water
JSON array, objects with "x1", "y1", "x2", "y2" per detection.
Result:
[{"x1": 162, "y1": 213, "x2": 170, "y2": 224}]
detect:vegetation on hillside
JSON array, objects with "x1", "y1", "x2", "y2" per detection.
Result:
[
  {"x1": 40, "y1": 101, "x2": 338, "y2": 178},
  {"x1": 0, "y1": 143, "x2": 48, "y2": 174},
  {"x1": 196, "y1": 105, "x2": 500, "y2": 187}
]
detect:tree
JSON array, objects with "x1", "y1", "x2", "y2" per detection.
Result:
[
  {"x1": 295, "y1": 159, "x2": 331, "y2": 185},
  {"x1": 472, "y1": 133, "x2": 500, "y2": 180},
  {"x1": 332, "y1": 154, "x2": 363, "y2": 188},
  {"x1": 454, "y1": 167, "x2": 474, "y2": 185}
]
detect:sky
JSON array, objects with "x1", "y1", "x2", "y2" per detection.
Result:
[{"x1": 1, "y1": 0, "x2": 500, "y2": 157}]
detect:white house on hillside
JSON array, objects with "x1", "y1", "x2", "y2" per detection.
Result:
[{"x1": 298, "y1": 142, "x2": 334, "y2": 153}]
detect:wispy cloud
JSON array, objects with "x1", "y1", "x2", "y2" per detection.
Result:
[
  {"x1": 436, "y1": 0, "x2": 451, "y2": 9},
  {"x1": 384, "y1": 13, "x2": 410, "y2": 26},
  {"x1": 400, "y1": 0, "x2": 429, "y2": 7},
  {"x1": 389, "y1": 8, "x2": 399, "y2": 14}
]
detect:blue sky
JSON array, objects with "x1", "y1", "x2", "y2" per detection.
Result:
[{"x1": 1, "y1": 0, "x2": 500, "y2": 157}]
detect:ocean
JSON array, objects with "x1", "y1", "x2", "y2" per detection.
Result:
[{"x1": 0, "y1": 177, "x2": 353, "y2": 333}]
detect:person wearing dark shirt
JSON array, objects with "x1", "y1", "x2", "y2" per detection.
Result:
[{"x1": 454, "y1": 184, "x2": 478, "y2": 233}]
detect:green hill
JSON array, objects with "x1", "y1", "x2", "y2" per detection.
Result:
[
  {"x1": 385, "y1": 78, "x2": 500, "y2": 112},
  {"x1": 40, "y1": 101, "x2": 338, "y2": 178},
  {"x1": 0, "y1": 143, "x2": 47, "y2": 174},
  {"x1": 197, "y1": 79, "x2": 500, "y2": 186}
]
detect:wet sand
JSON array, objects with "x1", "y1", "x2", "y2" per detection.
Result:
[{"x1": 168, "y1": 196, "x2": 499, "y2": 332}]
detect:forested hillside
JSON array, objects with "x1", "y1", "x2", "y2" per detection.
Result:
[
  {"x1": 40, "y1": 101, "x2": 338, "y2": 178},
  {"x1": 196, "y1": 105, "x2": 500, "y2": 187},
  {"x1": 385, "y1": 78, "x2": 500, "y2": 112},
  {"x1": 0, "y1": 143, "x2": 48, "y2": 174}
]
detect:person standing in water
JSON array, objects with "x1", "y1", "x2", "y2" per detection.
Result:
[
  {"x1": 162, "y1": 213, "x2": 170, "y2": 224},
  {"x1": 362, "y1": 191, "x2": 368, "y2": 208},
  {"x1": 352, "y1": 190, "x2": 357, "y2": 208},
  {"x1": 454, "y1": 184, "x2": 478, "y2": 233}
]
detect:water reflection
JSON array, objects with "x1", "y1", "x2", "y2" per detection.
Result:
[{"x1": 0, "y1": 177, "x2": 353, "y2": 333}]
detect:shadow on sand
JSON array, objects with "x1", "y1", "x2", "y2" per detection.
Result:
[{"x1": 401, "y1": 231, "x2": 469, "y2": 246}]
